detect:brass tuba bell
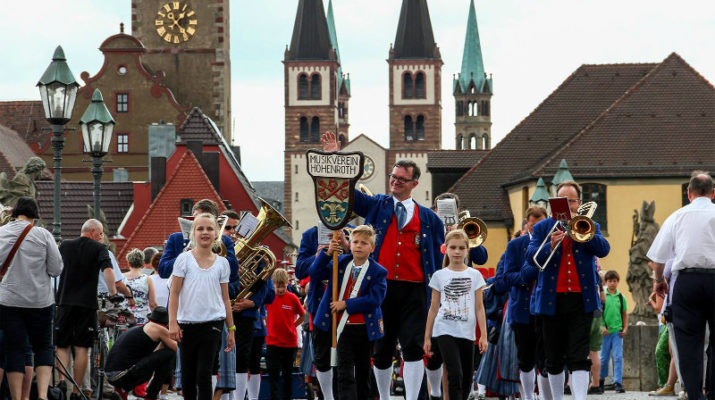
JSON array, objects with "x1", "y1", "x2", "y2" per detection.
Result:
[{"x1": 457, "y1": 211, "x2": 488, "y2": 247}]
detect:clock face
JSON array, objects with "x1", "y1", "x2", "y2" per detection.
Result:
[
  {"x1": 361, "y1": 156, "x2": 375, "y2": 180},
  {"x1": 155, "y1": 1, "x2": 198, "y2": 44}
]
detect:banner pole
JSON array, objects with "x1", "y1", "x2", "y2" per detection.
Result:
[{"x1": 331, "y1": 230, "x2": 339, "y2": 355}]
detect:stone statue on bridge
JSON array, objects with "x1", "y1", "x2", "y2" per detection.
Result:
[
  {"x1": 0, "y1": 157, "x2": 46, "y2": 207},
  {"x1": 627, "y1": 200, "x2": 660, "y2": 320}
]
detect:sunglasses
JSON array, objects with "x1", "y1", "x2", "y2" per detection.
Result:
[
  {"x1": 224, "y1": 225, "x2": 237, "y2": 231},
  {"x1": 388, "y1": 174, "x2": 415, "y2": 184}
]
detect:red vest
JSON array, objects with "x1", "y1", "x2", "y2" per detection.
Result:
[
  {"x1": 378, "y1": 211, "x2": 424, "y2": 282},
  {"x1": 342, "y1": 270, "x2": 365, "y2": 324},
  {"x1": 556, "y1": 237, "x2": 581, "y2": 293}
]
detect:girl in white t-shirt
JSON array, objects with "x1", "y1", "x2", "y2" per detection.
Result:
[
  {"x1": 424, "y1": 229, "x2": 487, "y2": 400},
  {"x1": 168, "y1": 213, "x2": 235, "y2": 400}
]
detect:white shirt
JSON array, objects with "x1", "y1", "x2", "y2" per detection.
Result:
[
  {"x1": 393, "y1": 196, "x2": 415, "y2": 228},
  {"x1": 172, "y1": 251, "x2": 229, "y2": 323},
  {"x1": 647, "y1": 197, "x2": 715, "y2": 271},
  {"x1": 151, "y1": 274, "x2": 170, "y2": 307},
  {"x1": 97, "y1": 251, "x2": 125, "y2": 294},
  {"x1": 429, "y1": 267, "x2": 486, "y2": 341}
]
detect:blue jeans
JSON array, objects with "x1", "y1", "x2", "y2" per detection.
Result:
[{"x1": 600, "y1": 332, "x2": 623, "y2": 383}]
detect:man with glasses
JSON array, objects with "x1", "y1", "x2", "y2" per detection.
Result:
[{"x1": 321, "y1": 132, "x2": 444, "y2": 400}]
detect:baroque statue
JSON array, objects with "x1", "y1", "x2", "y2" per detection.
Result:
[
  {"x1": 0, "y1": 157, "x2": 46, "y2": 207},
  {"x1": 627, "y1": 200, "x2": 660, "y2": 319}
]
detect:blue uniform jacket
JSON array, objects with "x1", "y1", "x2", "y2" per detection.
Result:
[
  {"x1": 158, "y1": 232, "x2": 240, "y2": 298},
  {"x1": 469, "y1": 246, "x2": 488, "y2": 266},
  {"x1": 237, "y1": 270, "x2": 276, "y2": 320},
  {"x1": 494, "y1": 235, "x2": 531, "y2": 325},
  {"x1": 253, "y1": 304, "x2": 269, "y2": 337},
  {"x1": 310, "y1": 251, "x2": 387, "y2": 342},
  {"x1": 525, "y1": 218, "x2": 610, "y2": 316},
  {"x1": 353, "y1": 190, "x2": 444, "y2": 302}
]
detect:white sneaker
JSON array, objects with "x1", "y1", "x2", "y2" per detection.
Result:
[{"x1": 678, "y1": 391, "x2": 688, "y2": 400}]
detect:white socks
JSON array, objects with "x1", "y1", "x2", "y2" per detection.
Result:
[
  {"x1": 220, "y1": 392, "x2": 233, "y2": 400},
  {"x1": 425, "y1": 366, "x2": 443, "y2": 397},
  {"x1": 519, "y1": 369, "x2": 535, "y2": 400},
  {"x1": 234, "y1": 373, "x2": 248, "y2": 400},
  {"x1": 247, "y1": 374, "x2": 261, "y2": 400},
  {"x1": 315, "y1": 369, "x2": 335, "y2": 400},
  {"x1": 403, "y1": 360, "x2": 425, "y2": 400},
  {"x1": 478, "y1": 383, "x2": 486, "y2": 395},
  {"x1": 373, "y1": 365, "x2": 393, "y2": 400},
  {"x1": 569, "y1": 370, "x2": 589, "y2": 400},
  {"x1": 537, "y1": 373, "x2": 553, "y2": 400},
  {"x1": 211, "y1": 375, "x2": 218, "y2": 394},
  {"x1": 547, "y1": 371, "x2": 565, "y2": 400}
]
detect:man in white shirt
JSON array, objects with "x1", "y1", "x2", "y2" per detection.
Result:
[{"x1": 648, "y1": 171, "x2": 715, "y2": 400}]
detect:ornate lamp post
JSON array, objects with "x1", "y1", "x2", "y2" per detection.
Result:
[
  {"x1": 37, "y1": 46, "x2": 79, "y2": 242},
  {"x1": 79, "y1": 89, "x2": 115, "y2": 219}
]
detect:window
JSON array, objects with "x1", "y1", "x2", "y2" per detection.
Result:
[
  {"x1": 294, "y1": 164, "x2": 298, "y2": 174},
  {"x1": 299, "y1": 117, "x2": 309, "y2": 142},
  {"x1": 456, "y1": 101, "x2": 463, "y2": 117},
  {"x1": 404, "y1": 116, "x2": 414, "y2": 141},
  {"x1": 310, "y1": 74, "x2": 321, "y2": 99},
  {"x1": 582, "y1": 183, "x2": 607, "y2": 232},
  {"x1": 481, "y1": 134, "x2": 489, "y2": 150},
  {"x1": 116, "y1": 93, "x2": 129, "y2": 113},
  {"x1": 682, "y1": 183, "x2": 689, "y2": 206},
  {"x1": 298, "y1": 74, "x2": 309, "y2": 99},
  {"x1": 416, "y1": 115, "x2": 425, "y2": 140},
  {"x1": 456, "y1": 134, "x2": 463, "y2": 150},
  {"x1": 415, "y1": 72, "x2": 425, "y2": 98},
  {"x1": 481, "y1": 100, "x2": 490, "y2": 116},
  {"x1": 117, "y1": 133, "x2": 129, "y2": 153},
  {"x1": 338, "y1": 102, "x2": 346, "y2": 119},
  {"x1": 470, "y1": 134, "x2": 477, "y2": 149},
  {"x1": 310, "y1": 117, "x2": 320, "y2": 143},
  {"x1": 180, "y1": 199, "x2": 194, "y2": 217},
  {"x1": 295, "y1": 192, "x2": 299, "y2": 202},
  {"x1": 403, "y1": 73, "x2": 413, "y2": 99}
]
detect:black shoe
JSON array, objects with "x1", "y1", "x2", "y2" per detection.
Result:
[
  {"x1": 58, "y1": 381, "x2": 68, "y2": 395},
  {"x1": 564, "y1": 386, "x2": 571, "y2": 395},
  {"x1": 614, "y1": 382, "x2": 626, "y2": 393},
  {"x1": 599, "y1": 378, "x2": 605, "y2": 391},
  {"x1": 430, "y1": 396, "x2": 442, "y2": 400},
  {"x1": 69, "y1": 393, "x2": 81, "y2": 400},
  {"x1": 588, "y1": 386, "x2": 604, "y2": 395}
]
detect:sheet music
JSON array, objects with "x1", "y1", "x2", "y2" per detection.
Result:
[
  {"x1": 548, "y1": 197, "x2": 571, "y2": 223},
  {"x1": 436, "y1": 198, "x2": 458, "y2": 226},
  {"x1": 237, "y1": 213, "x2": 259, "y2": 238},
  {"x1": 317, "y1": 222, "x2": 333, "y2": 245}
]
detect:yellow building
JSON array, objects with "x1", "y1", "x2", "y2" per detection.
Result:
[{"x1": 451, "y1": 53, "x2": 715, "y2": 311}]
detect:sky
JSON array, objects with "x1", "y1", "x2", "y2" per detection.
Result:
[{"x1": 2, "y1": 0, "x2": 714, "y2": 182}]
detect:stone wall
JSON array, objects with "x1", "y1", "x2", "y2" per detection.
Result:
[{"x1": 604, "y1": 323, "x2": 659, "y2": 391}]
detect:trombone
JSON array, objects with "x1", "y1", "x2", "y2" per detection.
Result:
[
  {"x1": 457, "y1": 211, "x2": 488, "y2": 248},
  {"x1": 532, "y1": 201, "x2": 597, "y2": 271}
]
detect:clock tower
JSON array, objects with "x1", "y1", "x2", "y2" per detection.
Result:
[{"x1": 131, "y1": 0, "x2": 232, "y2": 143}]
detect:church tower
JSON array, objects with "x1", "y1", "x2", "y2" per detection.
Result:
[
  {"x1": 388, "y1": 0, "x2": 443, "y2": 151},
  {"x1": 327, "y1": 0, "x2": 351, "y2": 137},
  {"x1": 454, "y1": 0, "x2": 492, "y2": 150},
  {"x1": 131, "y1": 0, "x2": 231, "y2": 143}
]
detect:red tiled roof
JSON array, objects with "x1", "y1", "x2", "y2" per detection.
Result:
[
  {"x1": 0, "y1": 101, "x2": 51, "y2": 152},
  {"x1": 116, "y1": 150, "x2": 226, "y2": 268},
  {"x1": 0, "y1": 152, "x2": 13, "y2": 179}
]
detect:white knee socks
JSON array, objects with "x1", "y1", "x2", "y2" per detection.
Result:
[
  {"x1": 537, "y1": 373, "x2": 553, "y2": 400},
  {"x1": 403, "y1": 360, "x2": 425, "y2": 400},
  {"x1": 373, "y1": 365, "x2": 393, "y2": 400},
  {"x1": 569, "y1": 370, "x2": 589, "y2": 400},
  {"x1": 547, "y1": 371, "x2": 565, "y2": 400},
  {"x1": 519, "y1": 368, "x2": 535, "y2": 400},
  {"x1": 315, "y1": 369, "x2": 334, "y2": 400},
  {"x1": 246, "y1": 374, "x2": 261, "y2": 400},
  {"x1": 212, "y1": 375, "x2": 218, "y2": 394},
  {"x1": 234, "y1": 373, "x2": 248, "y2": 400},
  {"x1": 425, "y1": 366, "x2": 443, "y2": 397}
]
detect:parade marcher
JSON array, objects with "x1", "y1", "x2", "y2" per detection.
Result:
[
  {"x1": 526, "y1": 180, "x2": 610, "y2": 400},
  {"x1": 247, "y1": 303, "x2": 271, "y2": 400},
  {"x1": 310, "y1": 225, "x2": 387, "y2": 400},
  {"x1": 124, "y1": 248, "x2": 157, "y2": 325},
  {"x1": 168, "y1": 213, "x2": 235, "y2": 400},
  {"x1": 0, "y1": 197, "x2": 63, "y2": 400},
  {"x1": 424, "y1": 229, "x2": 487, "y2": 400},
  {"x1": 493, "y1": 206, "x2": 546, "y2": 400},
  {"x1": 648, "y1": 171, "x2": 715, "y2": 400},
  {"x1": 56, "y1": 219, "x2": 117, "y2": 400},
  {"x1": 322, "y1": 131, "x2": 444, "y2": 400}
]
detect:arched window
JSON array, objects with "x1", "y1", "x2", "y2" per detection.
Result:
[
  {"x1": 481, "y1": 134, "x2": 489, "y2": 149},
  {"x1": 416, "y1": 115, "x2": 425, "y2": 140},
  {"x1": 470, "y1": 134, "x2": 477, "y2": 149},
  {"x1": 456, "y1": 134, "x2": 463, "y2": 150},
  {"x1": 482, "y1": 100, "x2": 490, "y2": 116},
  {"x1": 415, "y1": 72, "x2": 425, "y2": 98},
  {"x1": 404, "y1": 116, "x2": 414, "y2": 141},
  {"x1": 310, "y1": 74, "x2": 321, "y2": 99},
  {"x1": 582, "y1": 183, "x2": 607, "y2": 233},
  {"x1": 310, "y1": 117, "x2": 320, "y2": 142},
  {"x1": 299, "y1": 117, "x2": 309, "y2": 142},
  {"x1": 403, "y1": 73, "x2": 413, "y2": 99},
  {"x1": 298, "y1": 74, "x2": 309, "y2": 99},
  {"x1": 456, "y1": 101, "x2": 463, "y2": 117}
]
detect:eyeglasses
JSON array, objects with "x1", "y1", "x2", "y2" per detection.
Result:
[
  {"x1": 388, "y1": 174, "x2": 415, "y2": 184},
  {"x1": 224, "y1": 225, "x2": 236, "y2": 231},
  {"x1": 567, "y1": 199, "x2": 581, "y2": 204}
]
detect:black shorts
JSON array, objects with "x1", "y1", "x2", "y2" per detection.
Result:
[{"x1": 54, "y1": 305, "x2": 97, "y2": 348}]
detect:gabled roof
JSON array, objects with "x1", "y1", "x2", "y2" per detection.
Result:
[
  {"x1": 287, "y1": 0, "x2": 333, "y2": 61},
  {"x1": 0, "y1": 101, "x2": 51, "y2": 152},
  {"x1": 427, "y1": 150, "x2": 488, "y2": 170},
  {"x1": 451, "y1": 61, "x2": 659, "y2": 220},
  {"x1": 346, "y1": 133, "x2": 387, "y2": 150},
  {"x1": 327, "y1": 0, "x2": 350, "y2": 97},
  {"x1": 0, "y1": 124, "x2": 38, "y2": 172},
  {"x1": 393, "y1": 0, "x2": 438, "y2": 59},
  {"x1": 251, "y1": 181, "x2": 285, "y2": 214},
  {"x1": 35, "y1": 181, "x2": 134, "y2": 238},
  {"x1": 177, "y1": 107, "x2": 223, "y2": 145},
  {"x1": 117, "y1": 150, "x2": 226, "y2": 268},
  {"x1": 455, "y1": 0, "x2": 487, "y2": 94}
]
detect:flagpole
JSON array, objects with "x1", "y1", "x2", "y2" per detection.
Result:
[{"x1": 331, "y1": 230, "x2": 339, "y2": 355}]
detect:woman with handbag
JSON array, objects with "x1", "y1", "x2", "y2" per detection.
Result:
[{"x1": 0, "y1": 197, "x2": 63, "y2": 400}]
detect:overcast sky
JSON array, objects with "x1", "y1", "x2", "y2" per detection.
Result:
[{"x1": 2, "y1": 0, "x2": 714, "y2": 181}]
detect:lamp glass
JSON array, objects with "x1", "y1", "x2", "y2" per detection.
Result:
[{"x1": 39, "y1": 82, "x2": 78, "y2": 122}]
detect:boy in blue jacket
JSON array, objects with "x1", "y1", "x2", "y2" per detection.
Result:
[{"x1": 310, "y1": 225, "x2": 387, "y2": 400}]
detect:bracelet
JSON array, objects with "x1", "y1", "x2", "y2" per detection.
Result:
[
  {"x1": 654, "y1": 276, "x2": 665, "y2": 283},
  {"x1": 227, "y1": 325, "x2": 236, "y2": 331}
]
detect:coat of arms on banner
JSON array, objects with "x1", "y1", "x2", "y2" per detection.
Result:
[{"x1": 306, "y1": 150, "x2": 364, "y2": 231}]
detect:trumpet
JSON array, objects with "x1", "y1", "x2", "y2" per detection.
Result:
[
  {"x1": 457, "y1": 211, "x2": 488, "y2": 248},
  {"x1": 532, "y1": 201, "x2": 597, "y2": 271}
]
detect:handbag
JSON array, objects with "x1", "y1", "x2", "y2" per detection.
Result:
[{"x1": 0, "y1": 223, "x2": 33, "y2": 280}]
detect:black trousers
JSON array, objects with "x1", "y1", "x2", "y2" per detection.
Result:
[
  {"x1": 233, "y1": 315, "x2": 256, "y2": 373},
  {"x1": 108, "y1": 348, "x2": 175, "y2": 399},
  {"x1": 672, "y1": 271, "x2": 715, "y2": 400},
  {"x1": 425, "y1": 337, "x2": 442, "y2": 370},
  {"x1": 541, "y1": 293, "x2": 593, "y2": 374},
  {"x1": 513, "y1": 316, "x2": 539, "y2": 373},
  {"x1": 0, "y1": 305, "x2": 54, "y2": 372},
  {"x1": 374, "y1": 280, "x2": 427, "y2": 367},
  {"x1": 312, "y1": 326, "x2": 332, "y2": 372},
  {"x1": 248, "y1": 335, "x2": 265, "y2": 375},
  {"x1": 436, "y1": 335, "x2": 474, "y2": 400},
  {"x1": 266, "y1": 345, "x2": 296, "y2": 400},
  {"x1": 179, "y1": 320, "x2": 223, "y2": 400},
  {"x1": 336, "y1": 325, "x2": 373, "y2": 400}
]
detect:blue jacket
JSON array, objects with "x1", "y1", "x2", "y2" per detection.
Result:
[
  {"x1": 353, "y1": 190, "x2": 444, "y2": 302},
  {"x1": 158, "y1": 232, "x2": 240, "y2": 298},
  {"x1": 469, "y1": 246, "x2": 489, "y2": 266},
  {"x1": 253, "y1": 304, "x2": 269, "y2": 337},
  {"x1": 237, "y1": 270, "x2": 276, "y2": 320},
  {"x1": 310, "y1": 252, "x2": 387, "y2": 342},
  {"x1": 494, "y1": 235, "x2": 531, "y2": 324},
  {"x1": 525, "y1": 218, "x2": 610, "y2": 316}
]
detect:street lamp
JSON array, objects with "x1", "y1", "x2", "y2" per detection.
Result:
[
  {"x1": 37, "y1": 46, "x2": 79, "y2": 242},
  {"x1": 80, "y1": 89, "x2": 115, "y2": 219}
]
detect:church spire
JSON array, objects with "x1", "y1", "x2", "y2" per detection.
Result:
[
  {"x1": 393, "y1": 0, "x2": 439, "y2": 59},
  {"x1": 286, "y1": 0, "x2": 333, "y2": 60},
  {"x1": 455, "y1": 0, "x2": 488, "y2": 93},
  {"x1": 327, "y1": 0, "x2": 349, "y2": 95}
]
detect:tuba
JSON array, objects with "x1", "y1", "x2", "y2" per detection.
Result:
[
  {"x1": 231, "y1": 198, "x2": 291, "y2": 304},
  {"x1": 532, "y1": 201, "x2": 597, "y2": 271},
  {"x1": 457, "y1": 211, "x2": 488, "y2": 247}
]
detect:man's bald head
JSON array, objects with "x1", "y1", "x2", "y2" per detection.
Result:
[{"x1": 688, "y1": 171, "x2": 714, "y2": 197}]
